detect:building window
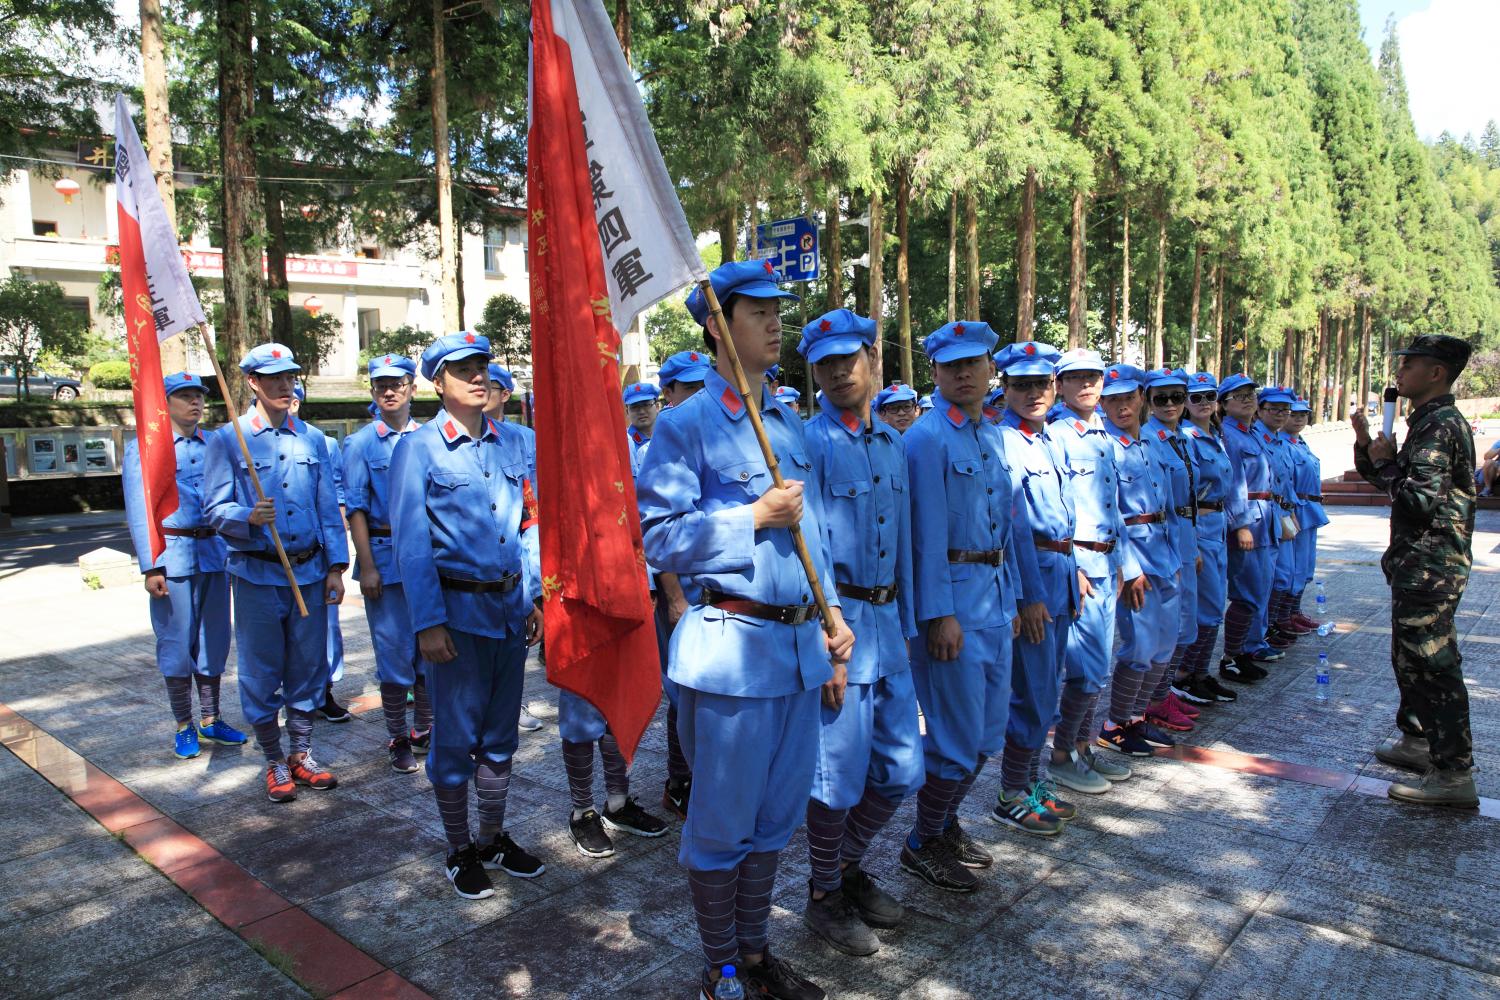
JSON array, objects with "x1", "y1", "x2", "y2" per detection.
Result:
[
  {"x1": 359, "y1": 246, "x2": 381, "y2": 260},
  {"x1": 483, "y1": 227, "x2": 505, "y2": 275},
  {"x1": 514, "y1": 226, "x2": 528, "y2": 274},
  {"x1": 357, "y1": 308, "x2": 381, "y2": 352},
  {"x1": 32, "y1": 220, "x2": 57, "y2": 237}
]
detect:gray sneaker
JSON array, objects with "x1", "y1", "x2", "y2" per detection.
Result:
[
  {"x1": 1388, "y1": 766, "x2": 1479, "y2": 809},
  {"x1": 1049, "y1": 749, "x2": 1110, "y2": 794},
  {"x1": 803, "y1": 882, "x2": 880, "y2": 956},
  {"x1": 1375, "y1": 734, "x2": 1430, "y2": 773},
  {"x1": 842, "y1": 864, "x2": 904, "y2": 928},
  {"x1": 899, "y1": 835, "x2": 978, "y2": 893},
  {"x1": 1082, "y1": 745, "x2": 1132, "y2": 781},
  {"x1": 518, "y1": 711, "x2": 544, "y2": 732}
]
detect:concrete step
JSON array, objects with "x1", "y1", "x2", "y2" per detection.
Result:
[{"x1": 305, "y1": 375, "x2": 366, "y2": 398}]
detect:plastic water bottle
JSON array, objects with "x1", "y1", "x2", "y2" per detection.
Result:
[
  {"x1": 714, "y1": 966, "x2": 745, "y2": 1000},
  {"x1": 1315, "y1": 653, "x2": 1331, "y2": 702},
  {"x1": 1315, "y1": 582, "x2": 1332, "y2": 637}
]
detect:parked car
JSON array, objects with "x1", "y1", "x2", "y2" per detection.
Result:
[{"x1": 0, "y1": 363, "x2": 84, "y2": 400}]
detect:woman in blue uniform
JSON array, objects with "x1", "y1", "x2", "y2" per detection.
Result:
[
  {"x1": 1283, "y1": 397, "x2": 1329, "y2": 630},
  {"x1": 1258, "y1": 387, "x2": 1304, "y2": 650},
  {"x1": 1217, "y1": 374, "x2": 1279, "y2": 684}
]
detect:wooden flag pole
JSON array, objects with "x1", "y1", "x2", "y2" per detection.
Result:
[
  {"x1": 698, "y1": 280, "x2": 836, "y2": 638},
  {"x1": 196, "y1": 324, "x2": 310, "y2": 617}
]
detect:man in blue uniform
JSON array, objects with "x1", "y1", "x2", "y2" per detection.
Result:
[
  {"x1": 900, "y1": 321, "x2": 1020, "y2": 893},
  {"x1": 795, "y1": 309, "x2": 922, "y2": 957},
  {"x1": 203, "y1": 344, "x2": 348, "y2": 802},
  {"x1": 343, "y1": 354, "x2": 430, "y2": 772},
  {"x1": 775, "y1": 385, "x2": 803, "y2": 409},
  {"x1": 1217, "y1": 374, "x2": 1277, "y2": 683},
  {"x1": 991, "y1": 341, "x2": 1081, "y2": 836},
  {"x1": 1046, "y1": 350, "x2": 1136, "y2": 793},
  {"x1": 874, "y1": 382, "x2": 919, "y2": 434},
  {"x1": 638, "y1": 261, "x2": 853, "y2": 1000},
  {"x1": 390, "y1": 332, "x2": 546, "y2": 899},
  {"x1": 659, "y1": 350, "x2": 712, "y2": 408},
  {"x1": 124, "y1": 372, "x2": 246, "y2": 759},
  {"x1": 624, "y1": 380, "x2": 661, "y2": 464}
]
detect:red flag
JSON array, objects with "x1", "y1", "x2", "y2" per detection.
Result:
[{"x1": 528, "y1": 0, "x2": 661, "y2": 761}]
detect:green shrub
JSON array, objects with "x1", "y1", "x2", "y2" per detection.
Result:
[{"x1": 88, "y1": 360, "x2": 133, "y2": 389}]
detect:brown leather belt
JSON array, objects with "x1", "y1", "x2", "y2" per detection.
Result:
[
  {"x1": 1247, "y1": 491, "x2": 1275, "y2": 501},
  {"x1": 1034, "y1": 537, "x2": 1073, "y2": 554},
  {"x1": 1074, "y1": 539, "x2": 1115, "y2": 553},
  {"x1": 245, "y1": 543, "x2": 322, "y2": 566},
  {"x1": 1298, "y1": 494, "x2": 1324, "y2": 503},
  {"x1": 367, "y1": 526, "x2": 392, "y2": 538},
  {"x1": 704, "y1": 587, "x2": 818, "y2": 625},
  {"x1": 836, "y1": 582, "x2": 899, "y2": 606},
  {"x1": 161, "y1": 526, "x2": 217, "y2": 539},
  {"x1": 948, "y1": 548, "x2": 1006, "y2": 566},
  {"x1": 1123, "y1": 512, "x2": 1165, "y2": 526},
  {"x1": 440, "y1": 572, "x2": 520, "y2": 594},
  {"x1": 1197, "y1": 501, "x2": 1224, "y2": 513}
]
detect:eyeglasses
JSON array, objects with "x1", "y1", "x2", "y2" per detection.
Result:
[
  {"x1": 882, "y1": 402, "x2": 917, "y2": 414},
  {"x1": 1187, "y1": 392, "x2": 1217, "y2": 404},
  {"x1": 1151, "y1": 392, "x2": 1187, "y2": 406}
]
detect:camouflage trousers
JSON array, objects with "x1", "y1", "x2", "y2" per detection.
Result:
[{"x1": 1391, "y1": 587, "x2": 1473, "y2": 770}]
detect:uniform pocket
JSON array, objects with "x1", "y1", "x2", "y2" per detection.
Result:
[{"x1": 712, "y1": 459, "x2": 770, "y2": 496}]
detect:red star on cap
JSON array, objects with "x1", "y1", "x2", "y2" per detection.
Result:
[
  {"x1": 1196, "y1": 374, "x2": 1209, "y2": 382},
  {"x1": 385, "y1": 356, "x2": 393, "y2": 365},
  {"x1": 464, "y1": 332, "x2": 476, "y2": 344},
  {"x1": 819, "y1": 319, "x2": 832, "y2": 332},
  {"x1": 271, "y1": 349, "x2": 282, "y2": 358},
  {"x1": 1024, "y1": 344, "x2": 1036, "y2": 355},
  {"x1": 954, "y1": 323, "x2": 966, "y2": 336},
  {"x1": 1108, "y1": 370, "x2": 1118, "y2": 379},
  {"x1": 689, "y1": 352, "x2": 699, "y2": 361},
  {"x1": 763, "y1": 260, "x2": 774, "y2": 275},
  {"x1": 184, "y1": 374, "x2": 193, "y2": 381}
]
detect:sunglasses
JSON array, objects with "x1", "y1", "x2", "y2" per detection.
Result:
[
  {"x1": 1151, "y1": 392, "x2": 1187, "y2": 406},
  {"x1": 1187, "y1": 392, "x2": 1217, "y2": 404}
]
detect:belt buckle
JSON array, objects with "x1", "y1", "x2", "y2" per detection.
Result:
[
  {"x1": 784, "y1": 605, "x2": 810, "y2": 626},
  {"x1": 875, "y1": 585, "x2": 893, "y2": 604}
]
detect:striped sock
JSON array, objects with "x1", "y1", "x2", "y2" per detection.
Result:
[
  {"x1": 1294, "y1": 589, "x2": 1306, "y2": 616},
  {"x1": 433, "y1": 782, "x2": 470, "y2": 849},
  {"x1": 665, "y1": 703, "x2": 690, "y2": 783},
  {"x1": 599, "y1": 733, "x2": 630, "y2": 810},
  {"x1": 805, "y1": 799, "x2": 847, "y2": 893},
  {"x1": 912, "y1": 774, "x2": 959, "y2": 843},
  {"x1": 1133, "y1": 661, "x2": 1171, "y2": 718},
  {"x1": 841, "y1": 787, "x2": 900, "y2": 866},
  {"x1": 379, "y1": 682, "x2": 409, "y2": 741},
  {"x1": 193, "y1": 673, "x2": 220, "y2": 721},
  {"x1": 949, "y1": 753, "x2": 988, "y2": 823},
  {"x1": 561, "y1": 740, "x2": 596, "y2": 814},
  {"x1": 735, "y1": 851, "x2": 778, "y2": 956},
  {"x1": 1054, "y1": 682, "x2": 1093, "y2": 749},
  {"x1": 1151, "y1": 648, "x2": 1183, "y2": 703},
  {"x1": 474, "y1": 759, "x2": 511, "y2": 841},
  {"x1": 412, "y1": 676, "x2": 433, "y2": 734},
  {"x1": 1000, "y1": 740, "x2": 1031, "y2": 794},
  {"x1": 252, "y1": 720, "x2": 283, "y2": 763},
  {"x1": 164, "y1": 676, "x2": 193, "y2": 726},
  {"x1": 1187, "y1": 624, "x2": 1216, "y2": 676},
  {"x1": 1108, "y1": 665, "x2": 1146, "y2": 725},
  {"x1": 285, "y1": 708, "x2": 314, "y2": 758},
  {"x1": 688, "y1": 868, "x2": 739, "y2": 970},
  {"x1": 1224, "y1": 601, "x2": 1253, "y2": 655}
]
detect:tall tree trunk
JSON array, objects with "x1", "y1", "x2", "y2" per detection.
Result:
[
  {"x1": 719, "y1": 209, "x2": 736, "y2": 266},
  {"x1": 825, "y1": 192, "x2": 842, "y2": 310},
  {"x1": 614, "y1": 0, "x2": 630, "y2": 62},
  {"x1": 1067, "y1": 189, "x2": 1088, "y2": 349},
  {"x1": 255, "y1": 40, "x2": 293, "y2": 350},
  {"x1": 1015, "y1": 167, "x2": 1035, "y2": 339},
  {"x1": 430, "y1": 0, "x2": 460, "y2": 330},
  {"x1": 217, "y1": 0, "x2": 267, "y2": 411},
  {"x1": 964, "y1": 187, "x2": 979, "y2": 321},
  {"x1": 1358, "y1": 306, "x2": 1372, "y2": 416},
  {"x1": 1152, "y1": 214, "x2": 1167, "y2": 367},
  {"x1": 1333, "y1": 315, "x2": 1350, "y2": 420},
  {"x1": 1280, "y1": 330, "x2": 1293, "y2": 386},
  {"x1": 1120, "y1": 201, "x2": 1131, "y2": 357},
  {"x1": 895, "y1": 167, "x2": 912, "y2": 385},
  {"x1": 1210, "y1": 262, "x2": 1223, "y2": 375},
  {"x1": 1311, "y1": 313, "x2": 1330, "y2": 424},
  {"x1": 140, "y1": 0, "x2": 186, "y2": 372},
  {"x1": 1187, "y1": 242, "x2": 1203, "y2": 371},
  {"x1": 946, "y1": 192, "x2": 957, "y2": 323},
  {"x1": 867, "y1": 186, "x2": 884, "y2": 371},
  {"x1": 1106, "y1": 278, "x2": 1118, "y2": 361}
]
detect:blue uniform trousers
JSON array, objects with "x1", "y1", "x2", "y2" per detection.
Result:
[
  {"x1": 326, "y1": 605, "x2": 345, "y2": 685},
  {"x1": 810, "y1": 670, "x2": 924, "y2": 811},
  {"x1": 1008, "y1": 617, "x2": 1068, "y2": 750},
  {"x1": 364, "y1": 583, "x2": 419, "y2": 688},
  {"x1": 654, "y1": 601, "x2": 680, "y2": 710},
  {"x1": 1176, "y1": 553, "x2": 1199, "y2": 648},
  {"x1": 1273, "y1": 529, "x2": 1299, "y2": 592},
  {"x1": 1065, "y1": 576, "x2": 1117, "y2": 694},
  {"x1": 909, "y1": 624, "x2": 1011, "y2": 782},
  {"x1": 233, "y1": 579, "x2": 329, "y2": 727},
  {"x1": 1196, "y1": 522, "x2": 1229, "y2": 627},
  {"x1": 559, "y1": 689, "x2": 609, "y2": 743},
  {"x1": 676, "y1": 686, "x2": 820, "y2": 871},
  {"x1": 1116, "y1": 573, "x2": 1180, "y2": 670},
  {"x1": 152, "y1": 571, "x2": 230, "y2": 678},
  {"x1": 423, "y1": 627, "x2": 527, "y2": 788},
  {"x1": 1296, "y1": 527, "x2": 1318, "y2": 591},
  {"x1": 1228, "y1": 544, "x2": 1276, "y2": 646}
]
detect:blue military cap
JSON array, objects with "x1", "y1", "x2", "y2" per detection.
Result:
[
  {"x1": 488, "y1": 364, "x2": 514, "y2": 390},
  {"x1": 658, "y1": 350, "x2": 712, "y2": 386},
  {"x1": 1257, "y1": 385, "x2": 1295, "y2": 406},
  {"x1": 685, "y1": 259, "x2": 800, "y2": 327},
  {"x1": 367, "y1": 401, "x2": 379, "y2": 417},
  {"x1": 995, "y1": 340, "x2": 1063, "y2": 377},
  {"x1": 239, "y1": 342, "x2": 301, "y2": 375},
  {"x1": 1054, "y1": 348, "x2": 1107, "y2": 375},
  {"x1": 369, "y1": 353, "x2": 417, "y2": 380},
  {"x1": 797, "y1": 309, "x2": 876, "y2": 363},
  {"x1": 775, "y1": 385, "x2": 801, "y2": 404},
  {"x1": 1290, "y1": 394, "x2": 1311, "y2": 413},
  {"x1": 1101, "y1": 364, "x2": 1148, "y2": 396},
  {"x1": 875, "y1": 382, "x2": 918, "y2": 409},
  {"x1": 1216, "y1": 373, "x2": 1257, "y2": 398},
  {"x1": 1187, "y1": 371, "x2": 1219, "y2": 392},
  {"x1": 765, "y1": 364, "x2": 781, "y2": 381},
  {"x1": 923, "y1": 320, "x2": 998, "y2": 363},
  {"x1": 986, "y1": 386, "x2": 1006, "y2": 407},
  {"x1": 623, "y1": 381, "x2": 660, "y2": 405},
  {"x1": 163, "y1": 371, "x2": 205, "y2": 396},
  {"x1": 420, "y1": 331, "x2": 491, "y2": 382},
  {"x1": 918, "y1": 395, "x2": 933, "y2": 411},
  {"x1": 293, "y1": 383, "x2": 306, "y2": 403},
  {"x1": 1144, "y1": 366, "x2": 1189, "y2": 390}
]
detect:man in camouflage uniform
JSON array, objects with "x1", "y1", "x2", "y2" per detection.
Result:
[{"x1": 1353, "y1": 334, "x2": 1479, "y2": 809}]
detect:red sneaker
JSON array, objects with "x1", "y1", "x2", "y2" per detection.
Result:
[
  {"x1": 1292, "y1": 613, "x2": 1323, "y2": 631},
  {"x1": 265, "y1": 762, "x2": 296, "y2": 802},
  {"x1": 1165, "y1": 691, "x2": 1200, "y2": 719},
  {"x1": 288, "y1": 754, "x2": 338, "y2": 790},
  {"x1": 1275, "y1": 618, "x2": 1313, "y2": 636},
  {"x1": 1146, "y1": 699, "x2": 1195, "y2": 733}
]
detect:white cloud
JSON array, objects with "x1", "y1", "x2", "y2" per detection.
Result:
[{"x1": 1396, "y1": 0, "x2": 1500, "y2": 141}]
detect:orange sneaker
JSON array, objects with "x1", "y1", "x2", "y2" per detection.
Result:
[
  {"x1": 288, "y1": 754, "x2": 338, "y2": 790},
  {"x1": 265, "y1": 762, "x2": 297, "y2": 802}
]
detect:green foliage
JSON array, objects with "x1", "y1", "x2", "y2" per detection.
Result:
[
  {"x1": 287, "y1": 310, "x2": 340, "y2": 371},
  {"x1": 0, "y1": 276, "x2": 90, "y2": 397},
  {"x1": 87, "y1": 361, "x2": 134, "y2": 389},
  {"x1": 358, "y1": 324, "x2": 430, "y2": 373},
  {"x1": 647, "y1": 300, "x2": 705, "y2": 364},
  {"x1": 475, "y1": 293, "x2": 531, "y2": 365}
]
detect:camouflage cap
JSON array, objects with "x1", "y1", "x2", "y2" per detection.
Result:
[{"x1": 1394, "y1": 334, "x2": 1471, "y2": 375}]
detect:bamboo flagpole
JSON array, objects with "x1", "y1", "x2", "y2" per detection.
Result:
[{"x1": 698, "y1": 279, "x2": 836, "y2": 638}]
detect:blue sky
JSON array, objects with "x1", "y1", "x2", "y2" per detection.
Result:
[{"x1": 1358, "y1": 0, "x2": 1499, "y2": 142}]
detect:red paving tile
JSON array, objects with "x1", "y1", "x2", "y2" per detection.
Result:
[
  {"x1": 168, "y1": 857, "x2": 291, "y2": 928},
  {"x1": 122, "y1": 816, "x2": 221, "y2": 874},
  {"x1": 241, "y1": 907, "x2": 386, "y2": 997},
  {"x1": 329, "y1": 969, "x2": 436, "y2": 1000},
  {"x1": 1161, "y1": 744, "x2": 1356, "y2": 791}
]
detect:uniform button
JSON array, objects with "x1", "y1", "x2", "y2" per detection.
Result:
[
  {"x1": 990, "y1": 522, "x2": 996, "y2": 530},
  {"x1": 987, "y1": 488, "x2": 994, "y2": 495},
  {"x1": 802, "y1": 593, "x2": 809, "y2": 602},
  {"x1": 281, "y1": 482, "x2": 288, "y2": 488},
  {"x1": 280, "y1": 454, "x2": 286, "y2": 460},
  {"x1": 873, "y1": 475, "x2": 881, "y2": 483},
  {"x1": 879, "y1": 550, "x2": 886, "y2": 558},
  {"x1": 490, "y1": 503, "x2": 497, "y2": 511},
  {"x1": 848, "y1": 488, "x2": 856, "y2": 496},
  {"x1": 499, "y1": 536, "x2": 506, "y2": 543},
  {"x1": 484, "y1": 472, "x2": 490, "y2": 478},
  {"x1": 740, "y1": 472, "x2": 749, "y2": 480},
  {"x1": 981, "y1": 453, "x2": 989, "y2": 460},
  {"x1": 878, "y1": 516, "x2": 885, "y2": 524}
]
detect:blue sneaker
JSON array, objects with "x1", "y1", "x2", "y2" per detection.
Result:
[
  {"x1": 1249, "y1": 645, "x2": 1285, "y2": 663},
  {"x1": 174, "y1": 725, "x2": 201, "y2": 759},
  {"x1": 197, "y1": 719, "x2": 248, "y2": 746}
]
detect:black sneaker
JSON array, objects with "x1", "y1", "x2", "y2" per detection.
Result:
[
  {"x1": 387, "y1": 737, "x2": 419, "y2": 773},
  {"x1": 940, "y1": 818, "x2": 993, "y2": 868},
  {"x1": 1219, "y1": 655, "x2": 1264, "y2": 684},
  {"x1": 318, "y1": 685, "x2": 351, "y2": 723},
  {"x1": 803, "y1": 882, "x2": 880, "y2": 957},
  {"x1": 1172, "y1": 679, "x2": 1212, "y2": 707},
  {"x1": 445, "y1": 843, "x2": 494, "y2": 900},
  {"x1": 1138, "y1": 721, "x2": 1176, "y2": 749},
  {"x1": 477, "y1": 831, "x2": 546, "y2": 878},
  {"x1": 602, "y1": 796, "x2": 668, "y2": 838},
  {"x1": 1097, "y1": 721, "x2": 1155, "y2": 756},
  {"x1": 841, "y1": 864, "x2": 904, "y2": 928},
  {"x1": 1197, "y1": 673, "x2": 1239, "y2": 703},
  {"x1": 409, "y1": 727, "x2": 432, "y2": 751},
  {"x1": 662, "y1": 778, "x2": 690, "y2": 820},
  {"x1": 568, "y1": 809, "x2": 615, "y2": 858},
  {"x1": 741, "y1": 946, "x2": 826, "y2": 1000},
  {"x1": 899, "y1": 835, "x2": 978, "y2": 893}
]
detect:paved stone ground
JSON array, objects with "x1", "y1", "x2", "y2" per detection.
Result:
[{"x1": 2, "y1": 503, "x2": 1499, "y2": 999}]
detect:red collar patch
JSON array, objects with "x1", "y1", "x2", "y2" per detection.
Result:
[
  {"x1": 720, "y1": 385, "x2": 744, "y2": 416},
  {"x1": 1118, "y1": 434, "x2": 1131, "y2": 446},
  {"x1": 442, "y1": 419, "x2": 459, "y2": 442},
  {"x1": 1236, "y1": 421, "x2": 1249, "y2": 433},
  {"x1": 1158, "y1": 429, "x2": 1168, "y2": 440},
  {"x1": 1074, "y1": 420, "x2": 1085, "y2": 433},
  {"x1": 840, "y1": 409, "x2": 860, "y2": 433},
  {"x1": 945, "y1": 404, "x2": 966, "y2": 427}
]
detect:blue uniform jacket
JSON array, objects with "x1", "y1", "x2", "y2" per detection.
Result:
[
  {"x1": 1048, "y1": 410, "x2": 1139, "y2": 581},
  {"x1": 1256, "y1": 420, "x2": 1296, "y2": 515},
  {"x1": 123, "y1": 430, "x2": 228, "y2": 576},
  {"x1": 1288, "y1": 435, "x2": 1330, "y2": 531},
  {"x1": 389, "y1": 410, "x2": 540, "y2": 639},
  {"x1": 904, "y1": 392, "x2": 1020, "y2": 631},
  {"x1": 637, "y1": 368, "x2": 840, "y2": 697},
  {"x1": 341, "y1": 416, "x2": 420, "y2": 582},
  {"x1": 203, "y1": 411, "x2": 349, "y2": 585},
  {"x1": 1185, "y1": 422, "x2": 1239, "y2": 542},
  {"x1": 998, "y1": 408, "x2": 1078, "y2": 616},
  {"x1": 1105, "y1": 418, "x2": 1179, "y2": 580},
  {"x1": 1222, "y1": 417, "x2": 1279, "y2": 547},
  {"x1": 804, "y1": 394, "x2": 916, "y2": 684},
  {"x1": 1143, "y1": 416, "x2": 1197, "y2": 564}
]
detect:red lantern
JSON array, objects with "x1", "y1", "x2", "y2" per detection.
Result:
[
  {"x1": 303, "y1": 295, "x2": 324, "y2": 317},
  {"x1": 54, "y1": 178, "x2": 81, "y2": 204}
]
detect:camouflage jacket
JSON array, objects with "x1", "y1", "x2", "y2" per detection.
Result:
[{"x1": 1354, "y1": 394, "x2": 1475, "y2": 594}]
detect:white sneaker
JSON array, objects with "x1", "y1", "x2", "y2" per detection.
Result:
[
  {"x1": 1048, "y1": 749, "x2": 1111, "y2": 794},
  {"x1": 518, "y1": 711, "x2": 544, "y2": 732}
]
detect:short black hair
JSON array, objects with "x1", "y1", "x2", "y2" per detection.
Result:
[{"x1": 702, "y1": 293, "x2": 744, "y2": 354}]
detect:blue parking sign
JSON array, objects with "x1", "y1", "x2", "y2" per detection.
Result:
[{"x1": 748, "y1": 216, "x2": 820, "y2": 282}]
